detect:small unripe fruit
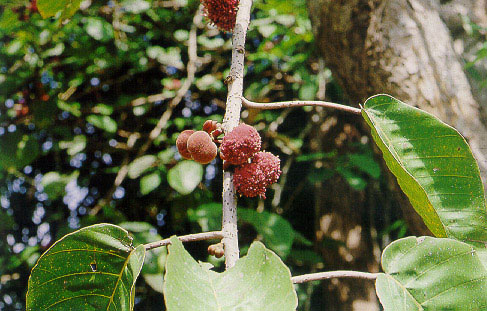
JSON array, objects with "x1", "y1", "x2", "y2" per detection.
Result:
[
  {"x1": 208, "y1": 243, "x2": 224, "y2": 258},
  {"x1": 187, "y1": 131, "x2": 218, "y2": 164},
  {"x1": 203, "y1": 120, "x2": 218, "y2": 134},
  {"x1": 220, "y1": 123, "x2": 261, "y2": 165},
  {"x1": 176, "y1": 130, "x2": 195, "y2": 160},
  {"x1": 233, "y1": 151, "x2": 281, "y2": 199}
]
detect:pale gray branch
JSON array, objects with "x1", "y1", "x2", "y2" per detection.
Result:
[
  {"x1": 221, "y1": 0, "x2": 254, "y2": 269},
  {"x1": 144, "y1": 231, "x2": 224, "y2": 250},
  {"x1": 292, "y1": 271, "x2": 379, "y2": 284},
  {"x1": 241, "y1": 96, "x2": 362, "y2": 115}
]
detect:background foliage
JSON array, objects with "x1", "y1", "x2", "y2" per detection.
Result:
[{"x1": 0, "y1": 0, "x2": 406, "y2": 310}]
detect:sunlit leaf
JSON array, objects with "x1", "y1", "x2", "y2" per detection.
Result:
[
  {"x1": 376, "y1": 236, "x2": 487, "y2": 310},
  {"x1": 167, "y1": 161, "x2": 203, "y2": 195},
  {"x1": 127, "y1": 155, "x2": 157, "y2": 179},
  {"x1": 140, "y1": 172, "x2": 161, "y2": 195},
  {"x1": 362, "y1": 94, "x2": 487, "y2": 241},
  {"x1": 164, "y1": 237, "x2": 297, "y2": 311},
  {"x1": 37, "y1": 0, "x2": 82, "y2": 19},
  {"x1": 87, "y1": 115, "x2": 117, "y2": 133}
]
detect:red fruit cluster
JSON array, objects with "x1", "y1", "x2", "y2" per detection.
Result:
[
  {"x1": 201, "y1": 0, "x2": 239, "y2": 32},
  {"x1": 220, "y1": 124, "x2": 261, "y2": 165},
  {"x1": 233, "y1": 152, "x2": 281, "y2": 199},
  {"x1": 220, "y1": 123, "x2": 280, "y2": 198}
]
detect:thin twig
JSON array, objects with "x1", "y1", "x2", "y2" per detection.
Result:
[
  {"x1": 241, "y1": 97, "x2": 362, "y2": 115},
  {"x1": 144, "y1": 231, "x2": 224, "y2": 250},
  {"x1": 90, "y1": 10, "x2": 201, "y2": 216},
  {"x1": 291, "y1": 271, "x2": 379, "y2": 284},
  {"x1": 221, "y1": 0, "x2": 254, "y2": 269}
]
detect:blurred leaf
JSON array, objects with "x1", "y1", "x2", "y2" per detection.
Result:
[
  {"x1": 190, "y1": 204, "x2": 297, "y2": 258},
  {"x1": 288, "y1": 249, "x2": 323, "y2": 266},
  {"x1": 167, "y1": 161, "x2": 203, "y2": 195},
  {"x1": 59, "y1": 135, "x2": 86, "y2": 156},
  {"x1": 296, "y1": 151, "x2": 335, "y2": 162},
  {"x1": 40, "y1": 171, "x2": 79, "y2": 200},
  {"x1": 57, "y1": 100, "x2": 81, "y2": 117},
  {"x1": 0, "y1": 132, "x2": 39, "y2": 170},
  {"x1": 87, "y1": 115, "x2": 117, "y2": 133},
  {"x1": 376, "y1": 236, "x2": 487, "y2": 310},
  {"x1": 348, "y1": 152, "x2": 380, "y2": 179},
  {"x1": 37, "y1": 0, "x2": 82, "y2": 19},
  {"x1": 0, "y1": 8, "x2": 21, "y2": 33},
  {"x1": 336, "y1": 166, "x2": 367, "y2": 191},
  {"x1": 127, "y1": 155, "x2": 157, "y2": 179},
  {"x1": 146, "y1": 46, "x2": 183, "y2": 69},
  {"x1": 93, "y1": 104, "x2": 113, "y2": 116},
  {"x1": 121, "y1": 0, "x2": 150, "y2": 13},
  {"x1": 140, "y1": 172, "x2": 161, "y2": 195},
  {"x1": 307, "y1": 167, "x2": 334, "y2": 184},
  {"x1": 164, "y1": 237, "x2": 298, "y2": 311},
  {"x1": 84, "y1": 17, "x2": 114, "y2": 41},
  {"x1": 26, "y1": 224, "x2": 145, "y2": 310}
]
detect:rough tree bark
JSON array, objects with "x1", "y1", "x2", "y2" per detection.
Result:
[{"x1": 305, "y1": 0, "x2": 487, "y2": 310}]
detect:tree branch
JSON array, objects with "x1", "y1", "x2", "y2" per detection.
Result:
[
  {"x1": 221, "y1": 0, "x2": 254, "y2": 270},
  {"x1": 241, "y1": 96, "x2": 362, "y2": 115},
  {"x1": 144, "y1": 231, "x2": 224, "y2": 251},
  {"x1": 291, "y1": 271, "x2": 379, "y2": 284}
]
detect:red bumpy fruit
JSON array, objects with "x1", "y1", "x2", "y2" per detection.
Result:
[
  {"x1": 220, "y1": 123, "x2": 261, "y2": 165},
  {"x1": 187, "y1": 131, "x2": 218, "y2": 164},
  {"x1": 233, "y1": 151, "x2": 281, "y2": 199},
  {"x1": 201, "y1": 0, "x2": 239, "y2": 32},
  {"x1": 176, "y1": 130, "x2": 195, "y2": 160}
]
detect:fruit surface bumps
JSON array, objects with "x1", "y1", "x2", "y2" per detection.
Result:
[
  {"x1": 220, "y1": 123, "x2": 261, "y2": 165},
  {"x1": 187, "y1": 131, "x2": 218, "y2": 164}
]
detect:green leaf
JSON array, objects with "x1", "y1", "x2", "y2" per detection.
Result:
[
  {"x1": 140, "y1": 172, "x2": 161, "y2": 195},
  {"x1": 84, "y1": 17, "x2": 114, "y2": 41},
  {"x1": 163, "y1": 237, "x2": 297, "y2": 311},
  {"x1": 376, "y1": 236, "x2": 487, "y2": 310},
  {"x1": 167, "y1": 161, "x2": 203, "y2": 195},
  {"x1": 127, "y1": 155, "x2": 157, "y2": 179},
  {"x1": 26, "y1": 224, "x2": 145, "y2": 310},
  {"x1": 362, "y1": 94, "x2": 487, "y2": 240},
  {"x1": 189, "y1": 204, "x2": 296, "y2": 258},
  {"x1": 0, "y1": 132, "x2": 39, "y2": 170},
  {"x1": 41, "y1": 171, "x2": 79, "y2": 200},
  {"x1": 87, "y1": 115, "x2": 118, "y2": 133},
  {"x1": 37, "y1": 0, "x2": 82, "y2": 19},
  {"x1": 59, "y1": 135, "x2": 86, "y2": 156},
  {"x1": 121, "y1": 0, "x2": 150, "y2": 13}
]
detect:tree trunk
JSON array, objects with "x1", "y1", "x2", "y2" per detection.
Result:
[{"x1": 306, "y1": 1, "x2": 487, "y2": 310}]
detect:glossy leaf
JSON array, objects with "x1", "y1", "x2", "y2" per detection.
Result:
[
  {"x1": 376, "y1": 236, "x2": 487, "y2": 310},
  {"x1": 167, "y1": 160, "x2": 203, "y2": 195},
  {"x1": 362, "y1": 94, "x2": 487, "y2": 241},
  {"x1": 26, "y1": 224, "x2": 145, "y2": 310},
  {"x1": 37, "y1": 0, "x2": 82, "y2": 19},
  {"x1": 164, "y1": 237, "x2": 297, "y2": 311}
]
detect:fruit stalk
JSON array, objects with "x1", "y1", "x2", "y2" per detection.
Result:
[{"x1": 221, "y1": 0, "x2": 253, "y2": 269}]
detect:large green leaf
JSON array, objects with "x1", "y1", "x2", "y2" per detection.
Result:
[
  {"x1": 376, "y1": 236, "x2": 487, "y2": 310},
  {"x1": 362, "y1": 94, "x2": 487, "y2": 242},
  {"x1": 37, "y1": 0, "x2": 83, "y2": 19},
  {"x1": 189, "y1": 203, "x2": 296, "y2": 258},
  {"x1": 163, "y1": 237, "x2": 297, "y2": 311},
  {"x1": 26, "y1": 224, "x2": 145, "y2": 311}
]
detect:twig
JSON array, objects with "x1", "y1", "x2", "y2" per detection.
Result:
[
  {"x1": 221, "y1": 0, "x2": 254, "y2": 269},
  {"x1": 90, "y1": 10, "x2": 201, "y2": 216},
  {"x1": 241, "y1": 97, "x2": 362, "y2": 115},
  {"x1": 291, "y1": 271, "x2": 379, "y2": 284},
  {"x1": 144, "y1": 231, "x2": 224, "y2": 250}
]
